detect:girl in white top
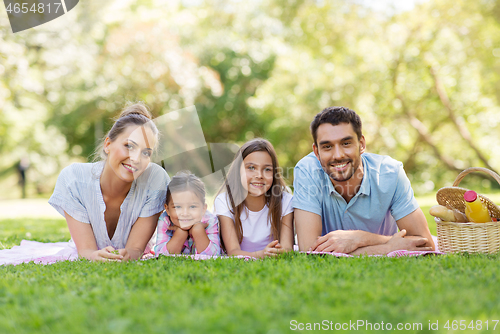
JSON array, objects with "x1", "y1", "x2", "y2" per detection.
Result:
[
  {"x1": 49, "y1": 102, "x2": 169, "y2": 261},
  {"x1": 214, "y1": 138, "x2": 294, "y2": 258}
]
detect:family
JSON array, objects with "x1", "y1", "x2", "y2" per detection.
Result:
[{"x1": 47, "y1": 103, "x2": 435, "y2": 261}]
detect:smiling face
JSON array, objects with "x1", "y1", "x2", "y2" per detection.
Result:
[
  {"x1": 240, "y1": 151, "x2": 274, "y2": 198},
  {"x1": 313, "y1": 122, "x2": 365, "y2": 186},
  {"x1": 103, "y1": 125, "x2": 156, "y2": 183},
  {"x1": 165, "y1": 190, "x2": 207, "y2": 230}
]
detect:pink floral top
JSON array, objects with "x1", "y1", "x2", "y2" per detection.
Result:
[{"x1": 154, "y1": 210, "x2": 220, "y2": 256}]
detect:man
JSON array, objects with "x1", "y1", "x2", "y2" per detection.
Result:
[{"x1": 293, "y1": 106, "x2": 435, "y2": 254}]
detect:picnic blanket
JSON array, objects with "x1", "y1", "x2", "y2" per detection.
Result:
[
  {"x1": 0, "y1": 236, "x2": 442, "y2": 266},
  {"x1": 304, "y1": 235, "x2": 442, "y2": 257},
  {"x1": 0, "y1": 240, "x2": 78, "y2": 266}
]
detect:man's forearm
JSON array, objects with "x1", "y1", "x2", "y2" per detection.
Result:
[
  {"x1": 309, "y1": 230, "x2": 392, "y2": 253},
  {"x1": 351, "y1": 229, "x2": 434, "y2": 255},
  {"x1": 355, "y1": 230, "x2": 391, "y2": 248},
  {"x1": 349, "y1": 230, "x2": 419, "y2": 255},
  {"x1": 350, "y1": 243, "x2": 391, "y2": 256}
]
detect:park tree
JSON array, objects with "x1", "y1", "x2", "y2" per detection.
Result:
[
  {"x1": 249, "y1": 0, "x2": 500, "y2": 190},
  {"x1": 1, "y1": 0, "x2": 499, "y2": 197}
]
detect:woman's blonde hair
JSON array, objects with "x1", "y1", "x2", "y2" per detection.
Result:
[{"x1": 93, "y1": 102, "x2": 158, "y2": 162}]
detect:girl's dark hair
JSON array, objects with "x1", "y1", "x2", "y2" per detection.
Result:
[
  {"x1": 216, "y1": 138, "x2": 288, "y2": 247},
  {"x1": 94, "y1": 102, "x2": 159, "y2": 161},
  {"x1": 166, "y1": 171, "x2": 206, "y2": 205}
]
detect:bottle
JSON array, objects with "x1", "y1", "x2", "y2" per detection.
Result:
[{"x1": 464, "y1": 190, "x2": 491, "y2": 223}]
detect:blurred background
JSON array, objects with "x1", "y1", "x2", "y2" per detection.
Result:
[{"x1": 1, "y1": 0, "x2": 500, "y2": 201}]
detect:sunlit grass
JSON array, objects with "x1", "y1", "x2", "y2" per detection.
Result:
[
  {"x1": 1, "y1": 196, "x2": 500, "y2": 333},
  {"x1": 1, "y1": 252, "x2": 499, "y2": 334},
  {"x1": 0, "y1": 218, "x2": 69, "y2": 249}
]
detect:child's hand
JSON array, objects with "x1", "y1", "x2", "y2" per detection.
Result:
[
  {"x1": 197, "y1": 221, "x2": 209, "y2": 229},
  {"x1": 171, "y1": 220, "x2": 193, "y2": 231},
  {"x1": 189, "y1": 221, "x2": 209, "y2": 236},
  {"x1": 179, "y1": 224, "x2": 195, "y2": 231},
  {"x1": 263, "y1": 240, "x2": 287, "y2": 257}
]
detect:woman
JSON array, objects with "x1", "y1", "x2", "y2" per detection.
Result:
[{"x1": 48, "y1": 102, "x2": 169, "y2": 261}]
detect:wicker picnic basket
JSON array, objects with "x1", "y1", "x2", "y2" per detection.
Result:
[{"x1": 435, "y1": 167, "x2": 500, "y2": 254}]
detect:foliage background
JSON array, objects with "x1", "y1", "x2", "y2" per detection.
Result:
[{"x1": 1, "y1": 0, "x2": 500, "y2": 199}]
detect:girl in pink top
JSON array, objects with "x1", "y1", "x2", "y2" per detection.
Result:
[{"x1": 155, "y1": 171, "x2": 220, "y2": 256}]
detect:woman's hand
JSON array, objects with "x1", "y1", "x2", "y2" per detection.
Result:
[
  {"x1": 65, "y1": 211, "x2": 124, "y2": 261},
  {"x1": 89, "y1": 246, "x2": 124, "y2": 261},
  {"x1": 116, "y1": 247, "x2": 147, "y2": 261},
  {"x1": 123, "y1": 214, "x2": 160, "y2": 260}
]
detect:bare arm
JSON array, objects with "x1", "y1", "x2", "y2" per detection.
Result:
[
  {"x1": 166, "y1": 227, "x2": 189, "y2": 254},
  {"x1": 193, "y1": 217, "x2": 221, "y2": 255},
  {"x1": 301, "y1": 208, "x2": 434, "y2": 255},
  {"x1": 279, "y1": 212, "x2": 294, "y2": 251},
  {"x1": 190, "y1": 223, "x2": 210, "y2": 253},
  {"x1": 218, "y1": 215, "x2": 280, "y2": 258},
  {"x1": 312, "y1": 229, "x2": 431, "y2": 255},
  {"x1": 312, "y1": 229, "x2": 391, "y2": 253},
  {"x1": 263, "y1": 212, "x2": 295, "y2": 256},
  {"x1": 350, "y1": 229, "x2": 432, "y2": 255},
  {"x1": 64, "y1": 211, "x2": 123, "y2": 261},
  {"x1": 219, "y1": 215, "x2": 263, "y2": 258},
  {"x1": 295, "y1": 209, "x2": 322, "y2": 251},
  {"x1": 294, "y1": 209, "x2": 380, "y2": 253},
  {"x1": 396, "y1": 208, "x2": 435, "y2": 250},
  {"x1": 120, "y1": 213, "x2": 161, "y2": 261},
  {"x1": 350, "y1": 209, "x2": 435, "y2": 255}
]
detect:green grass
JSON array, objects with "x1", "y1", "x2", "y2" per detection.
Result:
[
  {"x1": 0, "y1": 218, "x2": 70, "y2": 249},
  {"x1": 1, "y1": 252, "x2": 500, "y2": 333},
  {"x1": 1, "y1": 200, "x2": 500, "y2": 333}
]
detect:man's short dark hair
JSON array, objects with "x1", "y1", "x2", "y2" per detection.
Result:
[{"x1": 310, "y1": 106, "x2": 362, "y2": 145}]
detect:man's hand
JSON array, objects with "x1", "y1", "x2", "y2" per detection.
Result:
[
  {"x1": 309, "y1": 230, "x2": 364, "y2": 253},
  {"x1": 386, "y1": 229, "x2": 433, "y2": 252}
]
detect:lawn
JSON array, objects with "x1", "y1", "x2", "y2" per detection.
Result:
[{"x1": 1, "y1": 203, "x2": 500, "y2": 334}]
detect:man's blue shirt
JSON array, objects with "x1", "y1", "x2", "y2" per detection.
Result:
[{"x1": 292, "y1": 152, "x2": 419, "y2": 236}]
